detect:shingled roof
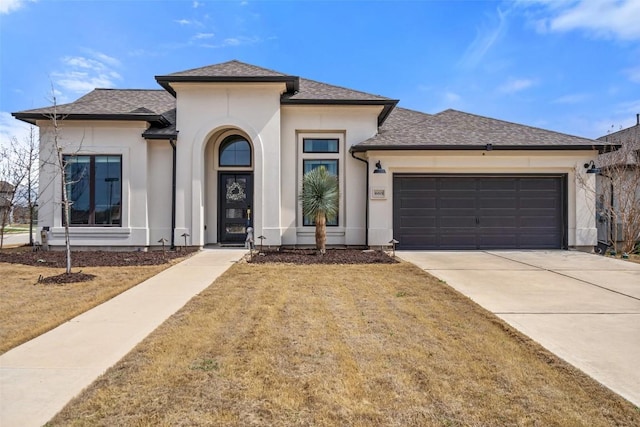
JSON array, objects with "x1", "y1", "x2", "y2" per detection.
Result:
[
  {"x1": 597, "y1": 121, "x2": 640, "y2": 167},
  {"x1": 352, "y1": 107, "x2": 615, "y2": 153},
  {"x1": 12, "y1": 89, "x2": 176, "y2": 128},
  {"x1": 157, "y1": 60, "x2": 397, "y2": 125},
  {"x1": 12, "y1": 60, "x2": 614, "y2": 151}
]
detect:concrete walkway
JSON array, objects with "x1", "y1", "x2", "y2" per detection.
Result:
[
  {"x1": 399, "y1": 250, "x2": 640, "y2": 407},
  {"x1": 0, "y1": 248, "x2": 246, "y2": 427}
]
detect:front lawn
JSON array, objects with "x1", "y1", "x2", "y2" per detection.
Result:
[
  {"x1": 0, "y1": 248, "x2": 191, "y2": 354},
  {"x1": 49, "y1": 261, "x2": 639, "y2": 426}
]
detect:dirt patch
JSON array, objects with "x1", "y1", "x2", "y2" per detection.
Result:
[
  {"x1": 38, "y1": 272, "x2": 97, "y2": 284},
  {"x1": 248, "y1": 248, "x2": 398, "y2": 264},
  {"x1": 0, "y1": 247, "x2": 195, "y2": 268}
]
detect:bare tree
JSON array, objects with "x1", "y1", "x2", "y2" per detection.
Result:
[
  {"x1": 45, "y1": 91, "x2": 74, "y2": 273},
  {"x1": 11, "y1": 126, "x2": 39, "y2": 246},
  {"x1": 0, "y1": 139, "x2": 30, "y2": 248},
  {"x1": 596, "y1": 122, "x2": 640, "y2": 254}
]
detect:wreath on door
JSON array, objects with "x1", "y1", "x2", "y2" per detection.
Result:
[{"x1": 226, "y1": 181, "x2": 246, "y2": 202}]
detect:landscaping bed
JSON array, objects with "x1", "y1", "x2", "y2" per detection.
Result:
[
  {"x1": 248, "y1": 248, "x2": 397, "y2": 264},
  {"x1": 0, "y1": 247, "x2": 194, "y2": 267}
]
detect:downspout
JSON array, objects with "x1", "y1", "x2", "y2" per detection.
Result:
[
  {"x1": 169, "y1": 139, "x2": 177, "y2": 250},
  {"x1": 350, "y1": 151, "x2": 369, "y2": 247}
]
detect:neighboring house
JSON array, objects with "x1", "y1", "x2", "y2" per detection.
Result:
[
  {"x1": 596, "y1": 117, "x2": 640, "y2": 249},
  {"x1": 12, "y1": 60, "x2": 614, "y2": 251},
  {"x1": 0, "y1": 180, "x2": 16, "y2": 225}
]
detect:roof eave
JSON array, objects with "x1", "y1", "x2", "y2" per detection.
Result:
[
  {"x1": 281, "y1": 98, "x2": 399, "y2": 126},
  {"x1": 11, "y1": 112, "x2": 169, "y2": 126},
  {"x1": 155, "y1": 75, "x2": 299, "y2": 97},
  {"x1": 350, "y1": 144, "x2": 618, "y2": 154}
]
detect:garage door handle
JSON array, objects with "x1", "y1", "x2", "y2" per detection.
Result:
[{"x1": 476, "y1": 217, "x2": 479, "y2": 225}]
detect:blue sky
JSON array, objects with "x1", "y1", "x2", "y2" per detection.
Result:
[{"x1": 1, "y1": 0, "x2": 639, "y2": 144}]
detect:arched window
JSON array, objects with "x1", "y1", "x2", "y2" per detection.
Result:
[{"x1": 219, "y1": 135, "x2": 251, "y2": 167}]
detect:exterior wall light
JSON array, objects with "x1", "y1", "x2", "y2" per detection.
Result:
[
  {"x1": 584, "y1": 160, "x2": 601, "y2": 174},
  {"x1": 373, "y1": 161, "x2": 386, "y2": 174}
]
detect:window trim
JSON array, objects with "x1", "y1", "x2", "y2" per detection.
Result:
[
  {"x1": 218, "y1": 135, "x2": 252, "y2": 167},
  {"x1": 297, "y1": 132, "x2": 344, "y2": 229},
  {"x1": 62, "y1": 154, "x2": 122, "y2": 227}
]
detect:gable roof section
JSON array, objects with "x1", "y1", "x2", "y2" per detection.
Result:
[
  {"x1": 597, "y1": 122, "x2": 640, "y2": 167},
  {"x1": 12, "y1": 89, "x2": 176, "y2": 129},
  {"x1": 157, "y1": 60, "x2": 398, "y2": 126},
  {"x1": 156, "y1": 60, "x2": 299, "y2": 96},
  {"x1": 352, "y1": 108, "x2": 615, "y2": 153}
]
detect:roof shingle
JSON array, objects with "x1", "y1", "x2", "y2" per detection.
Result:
[{"x1": 353, "y1": 107, "x2": 614, "y2": 152}]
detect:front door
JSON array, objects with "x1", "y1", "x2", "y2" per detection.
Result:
[{"x1": 219, "y1": 173, "x2": 253, "y2": 244}]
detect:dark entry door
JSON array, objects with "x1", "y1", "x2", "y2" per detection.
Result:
[
  {"x1": 219, "y1": 173, "x2": 253, "y2": 244},
  {"x1": 393, "y1": 175, "x2": 566, "y2": 250}
]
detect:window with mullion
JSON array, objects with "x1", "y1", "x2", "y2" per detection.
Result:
[
  {"x1": 302, "y1": 159, "x2": 338, "y2": 226},
  {"x1": 63, "y1": 155, "x2": 121, "y2": 226}
]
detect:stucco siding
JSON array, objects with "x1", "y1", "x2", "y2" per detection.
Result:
[
  {"x1": 280, "y1": 105, "x2": 380, "y2": 246},
  {"x1": 36, "y1": 120, "x2": 150, "y2": 248},
  {"x1": 172, "y1": 82, "x2": 285, "y2": 246}
]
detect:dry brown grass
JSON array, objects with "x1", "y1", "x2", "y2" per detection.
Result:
[
  {"x1": 49, "y1": 261, "x2": 639, "y2": 426},
  {"x1": 0, "y1": 258, "x2": 187, "y2": 354}
]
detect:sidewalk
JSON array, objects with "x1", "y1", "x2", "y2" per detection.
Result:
[{"x1": 0, "y1": 248, "x2": 246, "y2": 427}]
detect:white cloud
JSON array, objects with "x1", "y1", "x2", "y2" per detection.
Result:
[
  {"x1": 0, "y1": 0, "x2": 35, "y2": 15},
  {"x1": 200, "y1": 36, "x2": 260, "y2": 48},
  {"x1": 0, "y1": 111, "x2": 35, "y2": 146},
  {"x1": 53, "y1": 51, "x2": 122, "y2": 94},
  {"x1": 459, "y1": 6, "x2": 511, "y2": 69},
  {"x1": 193, "y1": 32, "x2": 214, "y2": 40},
  {"x1": 498, "y1": 78, "x2": 535, "y2": 94},
  {"x1": 553, "y1": 93, "x2": 589, "y2": 104},
  {"x1": 444, "y1": 92, "x2": 461, "y2": 103},
  {"x1": 175, "y1": 19, "x2": 191, "y2": 25},
  {"x1": 625, "y1": 66, "x2": 640, "y2": 83},
  {"x1": 527, "y1": 0, "x2": 640, "y2": 40},
  {"x1": 192, "y1": 1, "x2": 202, "y2": 8}
]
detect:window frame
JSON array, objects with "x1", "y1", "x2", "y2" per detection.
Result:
[
  {"x1": 298, "y1": 133, "x2": 344, "y2": 228},
  {"x1": 302, "y1": 138, "x2": 339, "y2": 154},
  {"x1": 302, "y1": 159, "x2": 339, "y2": 226},
  {"x1": 218, "y1": 135, "x2": 252, "y2": 167},
  {"x1": 62, "y1": 154, "x2": 122, "y2": 227}
]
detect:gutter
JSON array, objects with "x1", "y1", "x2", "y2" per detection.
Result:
[
  {"x1": 169, "y1": 139, "x2": 177, "y2": 250},
  {"x1": 350, "y1": 150, "x2": 369, "y2": 247}
]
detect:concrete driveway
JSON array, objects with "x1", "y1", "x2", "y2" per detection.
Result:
[{"x1": 398, "y1": 250, "x2": 640, "y2": 407}]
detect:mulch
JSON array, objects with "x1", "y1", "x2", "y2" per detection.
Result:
[
  {"x1": 247, "y1": 248, "x2": 398, "y2": 264},
  {"x1": 0, "y1": 247, "x2": 396, "y2": 284},
  {"x1": 0, "y1": 248, "x2": 195, "y2": 268}
]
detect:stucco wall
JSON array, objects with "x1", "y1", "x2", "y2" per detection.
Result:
[
  {"x1": 36, "y1": 120, "x2": 152, "y2": 248},
  {"x1": 364, "y1": 150, "x2": 598, "y2": 249},
  {"x1": 280, "y1": 105, "x2": 380, "y2": 246},
  {"x1": 172, "y1": 82, "x2": 285, "y2": 246}
]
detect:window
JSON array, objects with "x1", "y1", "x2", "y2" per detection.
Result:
[
  {"x1": 303, "y1": 159, "x2": 339, "y2": 226},
  {"x1": 63, "y1": 155, "x2": 121, "y2": 226},
  {"x1": 303, "y1": 138, "x2": 339, "y2": 153},
  {"x1": 219, "y1": 135, "x2": 251, "y2": 167},
  {"x1": 299, "y1": 135, "x2": 343, "y2": 227}
]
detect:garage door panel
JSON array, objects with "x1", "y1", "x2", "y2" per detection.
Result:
[
  {"x1": 400, "y1": 216, "x2": 437, "y2": 228},
  {"x1": 394, "y1": 175, "x2": 564, "y2": 250}
]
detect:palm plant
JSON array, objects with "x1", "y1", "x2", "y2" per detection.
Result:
[{"x1": 299, "y1": 166, "x2": 339, "y2": 254}]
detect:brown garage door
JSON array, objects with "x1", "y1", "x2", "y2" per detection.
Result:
[{"x1": 393, "y1": 175, "x2": 566, "y2": 250}]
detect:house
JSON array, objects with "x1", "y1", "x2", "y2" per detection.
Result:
[
  {"x1": 595, "y1": 116, "x2": 640, "y2": 251},
  {"x1": 12, "y1": 60, "x2": 614, "y2": 251}
]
